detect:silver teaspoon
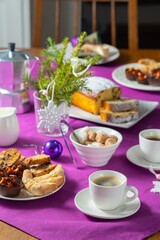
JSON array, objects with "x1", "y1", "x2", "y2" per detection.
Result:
[{"x1": 149, "y1": 165, "x2": 160, "y2": 179}]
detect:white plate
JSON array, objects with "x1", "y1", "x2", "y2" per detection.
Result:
[
  {"x1": 70, "y1": 100, "x2": 159, "y2": 129},
  {"x1": 58, "y1": 42, "x2": 120, "y2": 65},
  {"x1": 112, "y1": 63, "x2": 160, "y2": 91},
  {"x1": 0, "y1": 176, "x2": 65, "y2": 201},
  {"x1": 74, "y1": 188, "x2": 140, "y2": 219},
  {"x1": 126, "y1": 145, "x2": 160, "y2": 170}
]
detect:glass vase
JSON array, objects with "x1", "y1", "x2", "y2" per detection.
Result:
[{"x1": 33, "y1": 91, "x2": 69, "y2": 137}]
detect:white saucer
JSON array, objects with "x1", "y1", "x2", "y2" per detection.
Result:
[
  {"x1": 74, "y1": 188, "x2": 140, "y2": 219},
  {"x1": 126, "y1": 145, "x2": 160, "y2": 170}
]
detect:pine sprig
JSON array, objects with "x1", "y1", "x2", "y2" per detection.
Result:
[{"x1": 24, "y1": 32, "x2": 101, "y2": 106}]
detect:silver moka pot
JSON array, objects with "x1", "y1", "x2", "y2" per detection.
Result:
[{"x1": 0, "y1": 43, "x2": 37, "y2": 113}]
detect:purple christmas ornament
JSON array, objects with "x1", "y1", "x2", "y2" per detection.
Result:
[{"x1": 44, "y1": 140, "x2": 63, "y2": 159}]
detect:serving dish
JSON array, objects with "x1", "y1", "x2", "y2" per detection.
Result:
[
  {"x1": 70, "y1": 100, "x2": 158, "y2": 129},
  {"x1": 58, "y1": 42, "x2": 120, "y2": 65},
  {"x1": 0, "y1": 176, "x2": 65, "y2": 201},
  {"x1": 112, "y1": 63, "x2": 160, "y2": 91}
]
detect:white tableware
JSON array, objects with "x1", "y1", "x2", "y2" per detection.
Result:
[
  {"x1": 59, "y1": 42, "x2": 120, "y2": 65},
  {"x1": 112, "y1": 63, "x2": 160, "y2": 91},
  {"x1": 126, "y1": 145, "x2": 160, "y2": 170},
  {"x1": 70, "y1": 100, "x2": 158, "y2": 129},
  {"x1": 70, "y1": 126, "x2": 122, "y2": 167},
  {"x1": 89, "y1": 170, "x2": 138, "y2": 210},
  {"x1": 0, "y1": 176, "x2": 65, "y2": 201},
  {"x1": 0, "y1": 107, "x2": 19, "y2": 146},
  {"x1": 139, "y1": 129, "x2": 160, "y2": 163},
  {"x1": 74, "y1": 188, "x2": 140, "y2": 219}
]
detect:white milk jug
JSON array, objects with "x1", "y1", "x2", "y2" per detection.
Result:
[{"x1": 0, "y1": 107, "x2": 19, "y2": 146}]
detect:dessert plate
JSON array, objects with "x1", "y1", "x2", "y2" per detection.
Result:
[
  {"x1": 58, "y1": 42, "x2": 120, "y2": 65},
  {"x1": 126, "y1": 145, "x2": 160, "y2": 170},
  {"x1": 112, "y1": 63, "x2": 160, "y2": 91},
  {"x1": 70, "y1": 100, "x2": 158, "y2": 129},
  {"x1": 74, "y1": 188, "x2": 140, "y2": 219},
  {"x1": 0, "y1": 176, "x2": 66, "y2": 201}
]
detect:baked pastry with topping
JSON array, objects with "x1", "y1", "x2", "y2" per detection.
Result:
[
  {"x1": 0, "y1": 175, "x2": 23, "y2": 197},
  {"x1": 136, "y1": 70, "x2": 149, "y2": 85},
  {"x1": 125, "y1": 68, "x2": 138, "y2": 81},
  {"x1": 148, "y1": 68, "x2": 160, "y2": 86},
  {"x1": 72, "y1": 76, "x2": 122, "y2": 114}
]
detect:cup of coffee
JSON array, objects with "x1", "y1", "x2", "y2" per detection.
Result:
[
  {"x1": 89, "y1": 170, "x2": 138, "y2": 211},
  {"x1": 139, "y1": 129, "x2": 160, "y2": 163}
]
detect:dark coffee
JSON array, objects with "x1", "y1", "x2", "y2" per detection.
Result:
[
  {"x1": 93, "y1": 176, "x2": 122, "y2": 187},
  {"x1": 145, "y1": 136, "x2": 160, "y2": 141}
]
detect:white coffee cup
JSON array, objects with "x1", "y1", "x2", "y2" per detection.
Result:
[
  {"x1": 139, "y1": 129, "x2": 160, "y2": 163},
  {"x1": 89, "y1": 170, "x2": 138, "y2": 211}
]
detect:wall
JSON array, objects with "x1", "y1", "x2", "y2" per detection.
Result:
[{"x1": 0, "y1": 0, "x2": 30, "y2": 48}]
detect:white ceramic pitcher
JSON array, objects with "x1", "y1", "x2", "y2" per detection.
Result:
[{"x1": 0, "y1": 107, "x2": 19, "y2": 146}]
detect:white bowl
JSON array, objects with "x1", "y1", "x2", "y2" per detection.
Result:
[{"x1": 70, "y1": 126, "x2": 122, "y2": 167}]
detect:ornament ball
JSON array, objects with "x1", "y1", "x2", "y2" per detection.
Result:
[{"x1": 44, "y1": 140, "x2": 63, "y2": 159}]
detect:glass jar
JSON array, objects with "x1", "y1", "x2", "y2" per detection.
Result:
[{"x1": 33, "y1": 91, "x2": 69, "y2": 137}]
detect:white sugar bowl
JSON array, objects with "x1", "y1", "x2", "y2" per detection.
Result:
[
  {"x1": 70, "y1": 126, "x2": 122, "y2": 167},
  {"x1": 0, "y1": 107, "x2": 19, "y2": 146}
]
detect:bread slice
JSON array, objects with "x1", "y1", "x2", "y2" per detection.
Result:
[
  {"x1": 100, "y1": 109, "x2": 139, "y2": 123},
  {"x1": 102, "y1": 98, "x2": 139, "y2": 112}
]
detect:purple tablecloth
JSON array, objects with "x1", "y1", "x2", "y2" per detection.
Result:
[{"x1": 0, "y1": 63, "x2": 160, "y2": 240}]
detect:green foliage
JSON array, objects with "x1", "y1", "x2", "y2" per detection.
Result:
[{"x1": 24, "y1": 32, "x2": 101, "y2": 106}]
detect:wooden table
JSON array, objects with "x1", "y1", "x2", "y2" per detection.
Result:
[
  {"x1": 25, "y1": 48, "x2": 160, "y2": 64},
  {"x1": 1, "y1": 48, "x2": 160, "y2": 240},
  {"x1": 0, "y1": 221, "x2": 38, "y2": 240}
]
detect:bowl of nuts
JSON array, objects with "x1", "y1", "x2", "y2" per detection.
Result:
[{"x1": 70, "y1": 126, "x2": 122, "y2": 167}]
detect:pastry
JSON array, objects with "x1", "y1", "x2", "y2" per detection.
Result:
[
  {"x1": 148, "y1": 68, "x2": 160, "y2": 86},
  {"x1": 136, "y1": 70, "x2": 149, "y2": 85},
  {"x1": 0, "y1": 148, "x2": 21, "y2": 167},
  {"x1": 30, "y1": 163, "x2": 57, "y2": 177},
  {"x1": 125, "y1": 68, "x2": 138, "y2": 81},
  {"x1": 81, "y1": 44, "x2": 109, "y2": 58},
  {"x1": 72, "y1": 76, "x2": 122, "y2": 114},
  {"x1": 138, "y1": 58, "x2": 160, "y2": 73},
  {"x1": 100, "y1": 109, "x2": 139, "y2": 123},
  {"x1": 22, "y1": 164, "x2": 64, "y2": 196},
  {"x1": 0, "y1": 175, "x2": 23, "y2": 197},
  {"x1": 125, "y1": 59, "x2": 160, "y2": 86},
  {"x1": 22, "y1": 154, "x2": 51, "y2": 166},
  {"x1": 102, "y1": 98, "x2": 139, "y2": 112}
]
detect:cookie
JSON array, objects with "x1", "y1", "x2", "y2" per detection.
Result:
[
  {"x1": 30, "y1": 163, "x2": 56, "y2": 177},
  {"x1": 0, "y1": 148, "x2": 21, "y2": 167},
  {"x1": 22, "y1": 154, "x2": 51, "y2": 166}
]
